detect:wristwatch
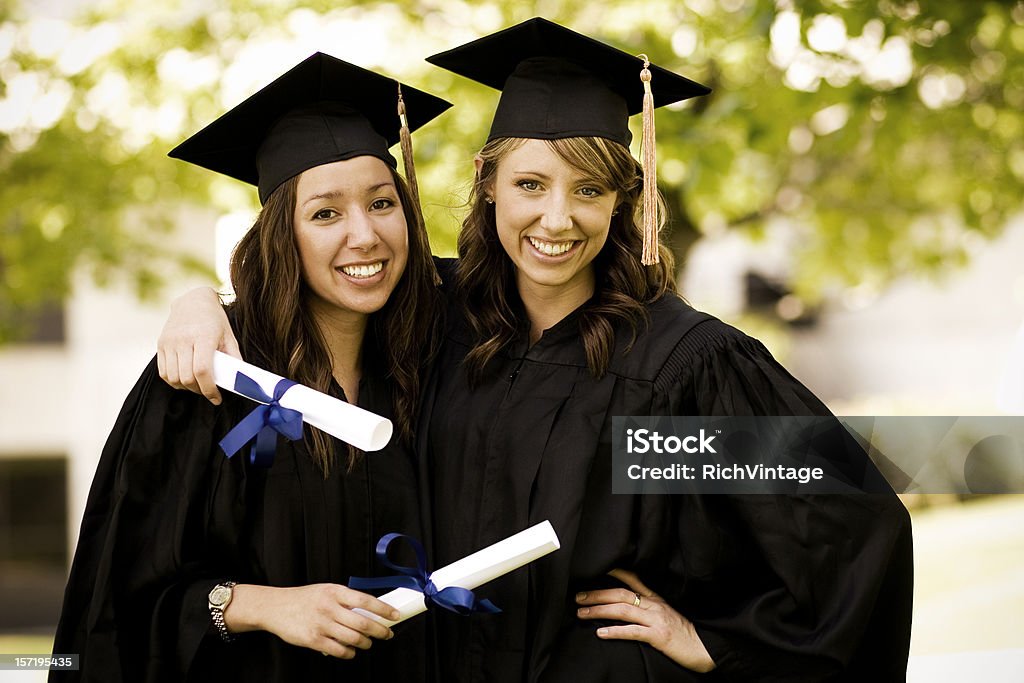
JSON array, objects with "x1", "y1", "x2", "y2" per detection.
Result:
[{"x1": 208, "y1": 581, "x2": 237, "y2": 642}]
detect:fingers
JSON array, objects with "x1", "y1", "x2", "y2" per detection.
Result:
[
  {"x1": 316, "y1": 635, "x2": 357, "y2": 660},
  {"x1": 156, "y1": 335, "x2": 222, "y2": 404},
  {"x1": 577, "y1": 602, "x2": 651, "y2": 626},
  {"x1": 339, "y1": 587, "x2": 401, "y2": 623},
  {"x1": 322, "y1": 587, "x2": 396, "y2": 641},
  {"x1": 221, "y1": 331, "x2": 242, "y2": 360},
  {"x1": 156, "y1": 286, "x2": 234, "y2": 401},
  {"x1": 575, "y1": 587, "x2": 641, "y2": 608},
  {"x1": 192, "y1": 343, "x2": 222, "y2": 405},
  {"x1": 595, "y1": 623, "x2": 650, "y2": 642},
  {"x1": 576, "y1": 578, "x2": 717, "y2": 674},
  {"x1": 331, "y1": 605, "x2": 395, "y2": 642},
  {"x1": 322, "y1": 620, "x2": 373, "y2": 651},
  {"x1": 608, "y1": 568, "x2": 659, "y2": 599},
  {"x1": 156, "y1": 349, "x2": 169, "y2": 386},
  {"x1": 157, "y1": 345, "x2": 181, "y2": 389}
]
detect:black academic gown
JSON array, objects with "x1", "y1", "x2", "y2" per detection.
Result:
[
  {"x1": 419, "y1": 278, "x2": 913, "y2": 682},
  {"x1": 52, "y1": 357, "x2": 428, "y2": 683}
]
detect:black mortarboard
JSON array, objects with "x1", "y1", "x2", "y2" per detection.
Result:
[
  {"x1": 169, "y1": 52, "x2": 452, "y2": 204},
  {"x1": 426, "y1": 17, "x2": 710, "y2": 146}
]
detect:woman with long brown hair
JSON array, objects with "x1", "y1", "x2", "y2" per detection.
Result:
[
  {"x1": 52, "y1": 53, "x2": 448, "y2": 682},
  {"x1": 157, "y1": 19, "x2": 913, "y2": 683}
]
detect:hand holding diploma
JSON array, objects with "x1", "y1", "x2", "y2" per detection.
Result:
[
  {"x1": 213, "y1": 351, "x2": 393, "y2": 466},
  {"x1": 350, "y1": 520, "x2": 561, "y2": 627}
]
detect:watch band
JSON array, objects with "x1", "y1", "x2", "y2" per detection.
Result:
[{"x1": 208, "y1": 581, "x2": 237, "y2": 642}]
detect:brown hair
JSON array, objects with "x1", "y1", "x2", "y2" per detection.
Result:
[
  {"x1": 228, "y1": 167, "x2": 440, "y2": 475},
  {"x1": 456, "y1": 136, "x2": 675, "y2": 379}
]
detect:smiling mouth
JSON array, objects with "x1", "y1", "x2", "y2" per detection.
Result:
[
  {"x1": 338, "y1": 261, "x2": 384, "y2": 278},
  {"x1": 528, "y1": 236, "x2": 579, "y2": 257}
]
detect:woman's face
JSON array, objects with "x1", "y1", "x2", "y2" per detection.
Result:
[
  {"x1": 293, "y1": 156, "x2": 408, "y2": 323},
  {"x1": 488, "y1": 139, "x2": 618, "y2": 301}
]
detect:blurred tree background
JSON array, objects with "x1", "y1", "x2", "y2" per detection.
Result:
[{"x1": 2, "y1": 0, "x2": 1023, "y2": 342}]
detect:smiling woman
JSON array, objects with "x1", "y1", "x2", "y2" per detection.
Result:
[
  {"x1": 294, "y1": 158, "x2": 410, "y2": 331},
  {"x1": 420, "y1": 18, "x2": 913, "y2": 683},
  {"x1": 462, "y1": 133, "x2": 662, "y2": 365},
  {"x1": 50, "y1": 53, "x2": 450, "y2": 683},
  {"x1": 488, "y1": 139, "x2": 615, "y2": 335}
]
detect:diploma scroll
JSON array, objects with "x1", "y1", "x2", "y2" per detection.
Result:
[
  {"x1": 212, "y1": 350, "x2": 393, "y2": 452},
  {"x1": 362, "y1": 520, "x2": 561, "y2": 626}
]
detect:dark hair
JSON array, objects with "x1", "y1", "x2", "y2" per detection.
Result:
[
  {"x1": 228, "y1": 166, "x2": 440, "y2": 475},
  {"x1": 456, "y1": 136, "x2": 676, "y2": 379}
]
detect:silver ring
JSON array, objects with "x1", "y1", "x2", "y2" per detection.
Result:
[{"x1": 632, "y1": 592, "x2": 642, "y2": 608}]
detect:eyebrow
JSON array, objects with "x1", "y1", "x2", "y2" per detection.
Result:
[
  {"x1": 512, "y1": 171, "x2": 606, "y2": 187},
  {"x1": 300, "y1": 182, "x2": 396, "y2": 208}
]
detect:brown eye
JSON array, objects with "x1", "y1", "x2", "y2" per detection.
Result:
[
  {"x1": 370, "y1": 198, "x2": 395, "y2": 211},
  {"x1": 312, "y1": 208, "x2": 338, "y2": 221}
]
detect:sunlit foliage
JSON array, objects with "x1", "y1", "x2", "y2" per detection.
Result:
[{"x1": 2, "y1": 0, "x2": 1023, "y2": 340}]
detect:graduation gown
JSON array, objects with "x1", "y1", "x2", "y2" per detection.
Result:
[
  {"x1": 419, "y1": 280, "x2": 913, "y2": 682},
  {"x1": 52, "y1": 357, "x2": 428, "y2": 682}
]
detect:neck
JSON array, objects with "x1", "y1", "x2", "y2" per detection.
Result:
[
  {"x1": 308, "y1": 299, "x2": 367, "y2": 404},
  {"x1": 516, "y1": 268, "x2": 595, "y2": 345}
]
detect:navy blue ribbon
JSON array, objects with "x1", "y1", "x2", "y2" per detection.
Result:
[
  {"x1": 349, "y1": 533, "x2": 500, "y2": 616},
  {"x1": 218, "y1": 373, "x2": 303, "y2": 468}
]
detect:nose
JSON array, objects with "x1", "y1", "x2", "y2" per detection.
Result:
[
  {"x1": 345, "y1": 209, "x2": 381, "y2": 251},
  {"x1": 539, "y1": 193, "x2": 573, "y2": 233}
]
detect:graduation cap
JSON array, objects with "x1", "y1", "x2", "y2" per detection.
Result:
[
  {"x1": 427, "y1": 17, "x2": 710, "y2": 265},
  {"x1": 169, "y1": 52, "x2": 452, "y2": 206}
]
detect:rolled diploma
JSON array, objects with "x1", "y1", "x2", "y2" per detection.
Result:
[
  {"x1": 361, "y1": 520, "x2": 561, "y2": 627},
  {"x1": 212, "y1": 350, "x2": 393, "y2": 452}
]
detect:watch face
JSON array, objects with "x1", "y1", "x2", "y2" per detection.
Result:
[{"x1": 210, "y1": 585, "x2": 232, "y2": 607}]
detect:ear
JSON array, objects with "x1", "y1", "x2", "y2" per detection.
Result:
[{"x1": 474, "y1": 154, "x2": 496, "y2": 202}]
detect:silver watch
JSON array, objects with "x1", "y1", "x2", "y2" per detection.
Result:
[{"x1": 208, "y1": 581, "x2": 237, "y2": 642}]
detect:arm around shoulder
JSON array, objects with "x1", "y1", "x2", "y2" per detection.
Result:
[{"x1": 156, "y1": 286, "x2": 239, "y2": 404}]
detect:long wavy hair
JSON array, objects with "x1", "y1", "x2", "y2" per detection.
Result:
[
  {"x1": 456, "y1": 136, "x2": 676, "y2": 379},
  {"x1": 228, "y1": 166, "x2": 441, "y2": 475}
]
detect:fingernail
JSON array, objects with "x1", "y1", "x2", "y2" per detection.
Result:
[
  {"x1": 387, "y1": 629, "x2": 395, "y2": 640},
  {"x1": 390, "y1": 610, "x2": 400, "y2": 621},
  {"x1": 597, "y1": 628, "x2": 608, "y2": 637},
  {"x1": 575, "y1": 592, "x2": 587, "y2": 601},
  {"x1": 578, "y1": 607, "x2": 590, "y2": 616}
]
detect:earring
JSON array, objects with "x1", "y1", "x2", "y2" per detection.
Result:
[
  {"x1": 484, "y1": 195, "x2": 495, "y2": 204},
  {"x1": 611, "y1": 209, "x2": 619, "y2": 215}
]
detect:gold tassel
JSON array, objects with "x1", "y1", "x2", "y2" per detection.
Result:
[
  {"x1": 397, "y1": 83, "x2": 441, "y2": 286},
  {"x1": 397, "y1": 84, "x2": 420, "y2": 210},
  {"x1": 639, "y1": 55, "x2": 659, "y2": 266}
]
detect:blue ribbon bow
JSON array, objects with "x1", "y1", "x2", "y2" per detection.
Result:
[
  {"x1": 349, "y1": 533, "x2": 501, "y2": 616},
  {"x1": 218, "y1": 373, "x2": 303, "y2": 468}
]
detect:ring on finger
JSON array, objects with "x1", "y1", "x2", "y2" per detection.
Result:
[{"x1": 632, "y1": 592, "x2": 642, "y2": 608}]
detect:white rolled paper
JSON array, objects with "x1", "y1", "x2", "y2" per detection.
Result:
[
  {"x1": 359, "y1": 520, "x2": 561, "y2": 626},
  {"x1": 212, "y1": 350, "x2": 393, "y2": 452}
]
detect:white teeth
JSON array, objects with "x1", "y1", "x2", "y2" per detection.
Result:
[
  {"x1": 340, "y1": 262, "x2": 384, "y2": 278},
  {"x1": 528, "y1": 237, "x2": 575, "y2": 256}
]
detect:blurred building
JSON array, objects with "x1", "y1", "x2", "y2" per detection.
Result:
[
  {"x1": 683, "y1": 213, "x2": 1024, "y2": 415},
  {"x1": 0, "y1": 209, "x2": 214, "y2": 634}
]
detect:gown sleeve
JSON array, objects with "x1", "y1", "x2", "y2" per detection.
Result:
[
  {"x1": 657, "y1": 319, "x2": 913, "y2": 681},
  {"x1": 51, "y1": 358, "x2": 248, "y2": 683}
]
